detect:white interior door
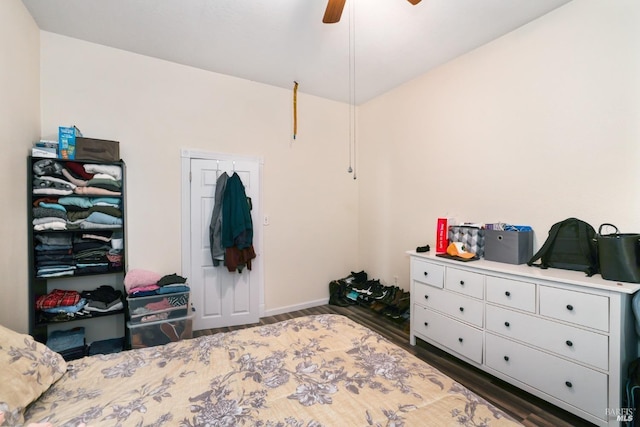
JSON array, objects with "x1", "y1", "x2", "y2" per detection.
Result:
[{"x1": 187, "y1": 156, "x2": 262, "y2": 330}]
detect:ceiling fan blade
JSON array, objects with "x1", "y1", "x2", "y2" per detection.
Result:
[
  {"x1": 407, "y1": 0, "x2": 422, "y2": 5},
  {"x1": 323, "y1": 0, "x2": 346, "y2": 24}
]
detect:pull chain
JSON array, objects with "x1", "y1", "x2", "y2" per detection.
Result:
[
  {"x1": 347, "y1": 0, "x2": 357, "y2": 179},
  {"x1": 293, "y1": 81, "x2": 299, "y2": 140}
]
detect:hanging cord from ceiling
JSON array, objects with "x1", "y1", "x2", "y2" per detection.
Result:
[
  {"x1": 348, "y1": 0, "x2": 357, "y2": 180},
  {"x1": 347, "y1": 8, "x2": 352, "y2": 175},
  {"x1": 292, "y1": 81, "x2": 299, "y2": 141}
]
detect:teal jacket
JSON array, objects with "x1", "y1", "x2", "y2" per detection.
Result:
[{"x1": 221, "y1": 173, "x2": 253, "y2": 249}]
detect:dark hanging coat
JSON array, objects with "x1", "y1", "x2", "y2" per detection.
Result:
[{"x1": 221, "y1": 173, "x2": 256, "y2": 272}]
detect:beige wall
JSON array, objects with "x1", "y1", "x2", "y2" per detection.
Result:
[
  {"x1": 358, "y1": 0, "x2": 640, "y2": 288},
  {"x1": 0, "y1": 0, "x2": 40, "y2": 332},
  {"x1": 38, "y1": 33, "x2": 359, "y2": 320}
]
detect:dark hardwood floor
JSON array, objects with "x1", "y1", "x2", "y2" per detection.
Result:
[{"x1": 193, "y1": 304, "x2": 597, "y2": 427}]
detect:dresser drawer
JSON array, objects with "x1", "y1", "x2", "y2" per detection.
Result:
[
  {"x1": 415, "y1": 282, "x2": 484, "y2": 327},
  {"x1": 486, "y1": 275, "x2": 536, "y2": 312},
  {"x1": 486, "y1": 305, "x2": 609, "y2": 370},
  {"x1": 413, "y1": 304, "x2": 483, "y2": 364},
  {"x1": 445, "y1": 267, "x2": 484, "y2": 299},
  {"x1": 411, "y1": 258, "x2": 444, "y2": 288},
  {"x1": 539, "y1": 286, "x2": 609, "y2": 332},
  {"x1": 486, "y1": 333, "x2": 607, "y2": 420}
]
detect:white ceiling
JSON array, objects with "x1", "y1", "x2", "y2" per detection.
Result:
[{"x1": 22, "y1": 0, "x2": 571, "y2": 104}]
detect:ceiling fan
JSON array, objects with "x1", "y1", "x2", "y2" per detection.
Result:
[{"x1": 323, "y1": 0, "x2": 422, "y2": 24}]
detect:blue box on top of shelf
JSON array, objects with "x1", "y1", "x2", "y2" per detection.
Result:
[{"x1": 58, "y1": 126, "x2": 82, "y2": 160}]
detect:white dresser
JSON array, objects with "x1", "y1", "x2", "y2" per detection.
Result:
[{"x1": 408, "y1": 251, "x2": 640, "y2": 426}]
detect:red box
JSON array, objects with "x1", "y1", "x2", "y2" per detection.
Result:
[{"x1": 436, "y1": 218, "x2": 450, "y2": 253}]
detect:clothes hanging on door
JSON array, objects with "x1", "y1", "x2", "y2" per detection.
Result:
[
  {"x1": 222, "y1": 173, "x2": 253, "y2": 249},
  {"x1": 222, "y1": 173, "x2": 256, "y2": 272},
  {"x1": 209, "y1": 172, "x2": 228, "y2": 267},
  {"x1": 209, "y1": 172, "x2": 256, "y2": 272}
]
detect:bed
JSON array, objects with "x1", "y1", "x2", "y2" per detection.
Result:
[{"x1": 2, "y1": 314, "x2": 521, "y2": 426}]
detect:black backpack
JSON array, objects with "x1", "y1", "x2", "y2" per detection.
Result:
[{"x1": 527, "y1": 218, "x2": 598, "y2": 276}]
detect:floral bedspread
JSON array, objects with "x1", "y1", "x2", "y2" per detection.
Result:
[{"x1": 24, "y1": 314, "x2": 521, "y2": 426}]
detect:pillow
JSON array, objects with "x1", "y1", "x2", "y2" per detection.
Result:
[{"x1": 0, "y1": 324, "x2": 67, "y2": 426}]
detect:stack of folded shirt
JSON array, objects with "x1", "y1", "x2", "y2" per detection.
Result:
[
  {"x1": 32, "y1": 176, "x2": 75, "y2": 196},
  {"x1": 36, "y1": 289, "x2": 81, "y2": 310},
  {"x1": 33, "y1": 159, "x2": 123, "y2": 203},
  {"x1": 33, "y1": 197, "x2": 68, "y2": 230},
  {"x1": 36, "y1": 289, "x2": 88, "y2": 323},
  {"x1": 33, "y1": 231, "x2": 124, "y2": 277},
  {"x1": 32, "y1": 159, "x2": 74, "y2": 197},
  {"x1": 32, "y1": 205, "x2": 68, "y2": 232},
  {"x1": 81, "y1": 207, "x2": 123, "y2": 229},
  {"x1": 81, "y1": 285, "x2": 123, "y2": 313},
  {"x1": 88, "y1": 337, "x2": 124, "y2": 356},
  {"x1": 72, "y1": 234, "x2": 111, "y2": 274},
  {"x1": 125, "y1": 269, "x2": 190, "y2": 297},
  {"x1": 37, "y1": 285, "x2": 125, "y2": 323},
  {"x1": 156, "y1": 273, "x2": 190, "y2": 294},
  {"x1": 58, "y1": 196, "x2": 123, "y2": 230},
  {"x1": 46, "y1": 327, "x2": 86, "y2": 360},
  {"x1": 84, "y1": 166, "x2": 122, "y2": 193},
  {"x1": 34, "y1": 233, "x2": 75, "y2": 278}
]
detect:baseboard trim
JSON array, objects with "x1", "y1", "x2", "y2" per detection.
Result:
[{"x1": 263, "y1": 298, "x2": 329, "y2": 317}]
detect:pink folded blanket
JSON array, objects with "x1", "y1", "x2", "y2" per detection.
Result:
[{"x1": 124, "y1": 269, "x2": 162, "y2": 293}]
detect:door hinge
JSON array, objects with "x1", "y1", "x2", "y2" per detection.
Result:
[{"x1": 189, "y1": 171, "x2": 192, "y2": 182}]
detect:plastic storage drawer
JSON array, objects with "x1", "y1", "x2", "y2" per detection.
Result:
[
  {"x1": 127, "y1": 314, "x2": 194, "y2": 349},
  {"x1": 127, "y1": 291, "x2": 190, "y2": 325}
]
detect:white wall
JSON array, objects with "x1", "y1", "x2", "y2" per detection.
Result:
[
  {"x1": 0, "y1": 0, "x2": 40, "y2": 333},
  {"x1": 358, "y1": 0, "x2": 640, "y2": 288},
  {"x1": 38, "y1": 33, "x2": 359, "y2": 321}
]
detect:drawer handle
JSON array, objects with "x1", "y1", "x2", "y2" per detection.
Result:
[
  {"x1": 423, "y1": 271, "x2": 428, "y2": 276},
  {"x1": 458, "y1": 337, "x2": 463, "y2": 343},
  {"x1": 505, "y1": 291, "x2": 511, "y2": 297},
  {"x1": 565, "y1": 381, "x2": 573, "y2": 388},
  {"x1": 566, "y1": 340, "x2": 573, "y2": 347},
  {"x1": 460, "y1": 280, "x2": 465, "y2": 286},
  {"x1": 504, "y1": 321, "x2": 510, "y2": 327},
  {"x1": 503, "y1": 356, "x2": 509, "y2": 362},
  {"x1": 566, "y1": 304, "x2": 574, "y2": 311},
  {"x1": 459, "y1": 307, "x2": 464, "y2": 312}
]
